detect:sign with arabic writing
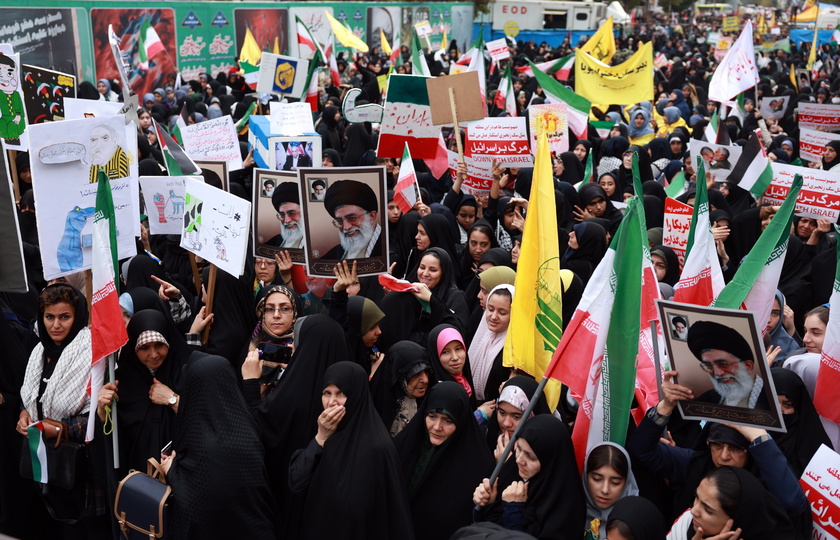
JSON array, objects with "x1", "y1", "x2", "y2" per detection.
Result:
[
  {"x1": 486, "y1": 38, "x2": 511, "y2": 62},
  {"x1": 799, "y1": 103, "x2": 840, "y2": 133},
  {"x1": 377, "y1": 74, "x2": 440, "y2": 159},
  {"x1": 464, "y1": 117, "x2": 532, "y2": 167},
  {"x1": 181, "y1": 115, "x2": 244, "y2": 171},
  {"x1": 574, "y1": 41, "x2": 653, "y2": 105},
  {"x1": 528, "y1": 103, "x2": 569, "y2": 156},
  {"x1": 761, "y1": 163, "x2": 840, "y2": 222},
  {"x1": 800, "y1": 444, "x2": 840, "y2": 539},
  {"x1": 663, "y1": 197, "x2": 692, "y2": 269},
  {"x1": 800, "y1": 128, "x2": 840, "y2": 163},
  {"x1": 447, "y1": 150, "x2": 494, "y2": 197}
]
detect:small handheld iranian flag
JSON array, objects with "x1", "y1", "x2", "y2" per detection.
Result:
[
  {"x1": 137, "y1": 19, "x2": 165, "y2": 70},
  {"x1": 27, "y1": 422, "x2": 49, "y2": 483},
  {"x1": 394, "y1": 144, "x2": 419, "y2": 213}
]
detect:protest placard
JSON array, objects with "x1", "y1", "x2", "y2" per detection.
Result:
[
  {"x1": 799, "y1": 128, "x2": 840, "y2": 162},
  {"x1": 21, "y1": 65, "x2": 75, "y2": 124},
  {"x1": 690, "y1": 139, "x2": 743, "y2": 181},
  {"x1": 759, "y1": 95, "x2": 790, "y2": 120},
  {"x1": 574, "y1": 41, "x2": 654, "y2": 105},
  {"x1": 377, "y1": 74, "x2": 440, "y2": 159},
  {"x1": 0, "y1": 51, "x2": 28, "y2": 151},
  {"x1": 760, "y1": 163, "x2": 840, "y2": 221},
  {"x1": 180, "y1": 177, "x2": 252, "y2": 277},
  {"x1": 448, "y1": 150, "x2": 494, "y2": 197},
  {"x1": 714, "y1": 36, "x2": 733, "y2": 61},
  {"x1": 257, "y1": 53, "x2": 310, "y2": 98},
  {"x1": 800, "y1": 445, "x2": 840, "y2": 539},
  {"x1": 0, "y1": 151, "x2": 27, "y2": 293},
  {"x1": 662, "y1": 197, "x2": 692, "y2": 269},
  {"x1": 799, "y1": 103, "x2": 840, "y2": 132},
  {"x1": 465, "y1": 117, "x2": 532, "y2": 167},
  {"x1": 342, "y1": 88, "x2": 384, "y2": 124},
  {"x1": 486, "y1": 38, "x2": 511, "y2": 62},
  {"x1": 194, "y1": 160, "x2": 229, "y2": 192},
  {"x1": 269, "y1": 102, "x2": 315, "y2": 136},
  {"x1": 427, "y1": 71, "x2": 485, "y2": 126},
  {"x1": 722, "y1": 16, "x2": 740, "y2": 33},
  {"x1": 181, "y1": 115, "x2": 244, "y2": 171},
  {"x1": 140, "y1": 176, "x2": 202, "y2": 235},
  {"x1": 415, "y1": 21, "x2": 433, "y2": 49},
  {"x1": 528, "y1": 103, "x2": 569, "y2": 156},
  {"x1": 252, "y1": 169, "x2": 305, "y2": 263}
]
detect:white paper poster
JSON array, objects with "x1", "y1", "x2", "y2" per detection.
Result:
[
  {"x1": 29, "y1": 115, "x2": 139, "y2": 280},
  {"x1": 799, "y1": 103, "x2": 840, "y2": 132},
  {"x1": 181, "y1": 115, "x2": 244, "y2": 171},
  {"x1": 465, "y1": 116, "x2": 532, "y2": 166},
  {"x1": 486, "y1": 38, "x2": 511, "y2": 62},
  {"x1": 799, "y1": 127, "x2": 840, "y2": 162},
  {"x1": 763, "y1": 163, "x2": 840, "y2": 222},
  {"x1": 269, "y1": 102, "x2": 315, "y2": 136},
  {"x1": 180, "y1": 177, "x2": 251, "y2": 277},
  {"x1": 139, "y1": 176, "x2": 202, "y2": 235},
  {"x1": 800, "y1": 444, "x2": 840, "y2": 539}
]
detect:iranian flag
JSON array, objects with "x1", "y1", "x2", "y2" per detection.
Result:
[
  {"x1": 494, "y1": 62, "x2": 517, "y2": 117},
  {"x1": 461, "y1": 32, "x2": 487, "y2": 114},
  {"x1": 87, "y1": 170, "x2": 128, "y2": 442},
  {"x1": 325, "y1": 43, "x2": 341, "y2": 87},
  {"x1": 137, "y1": 19, "x2": 165, "y2": 70},
  {"x1": 814, "y1": 223, "x2": 840, "y2": 422},
  {"x1": 424, "y1": 131, "x2": 450, "y2": 179},
  {"x1": 153, "y1": 119, "x2": 201, "y2": 176},
  {"x1": 527, "y1": 58, "x2": 590, "y2": 139},
  {"x1": 235, "y1": 101, "x2": 258, "y2": 135},
  {"x1": 517, "y1": 54, "x2": 575, "y2": 81},
  {"x1": 547, "y1": 197, "x2": 645, "y2": 468},
  {"x1": 673, "y1": 160, "x2": 725, "y2": 305},
  {"x1": 578, "y1": 148, "x2": 594, "y2": 190},
  {"x1": 296, "y1": 16, "x2": 325, "y2": 111},
  {"x1": 725, "y1": 130, "x2": 773, "y2": 198},
  {"x1": 26, "y1": 423, "x2": 49, "y2": 483},
  {"x1": 664, "y1": 170, "x2": 687, "y2": 198},
  {"x1": 377, "y1": 74, "x2": 440, "y2": 159},
  {"x1": 240, "y1": 61, "x2": 259, "y2": 91},
  {"x1": 713, "y1": 175, "x2": 804, "y2": 332},
  {"x1": 394, "y1": 143, "x2": 419, "y2": 213},
  {"x1": 411, "y1": 29, "x2": 431, "y2": 77}
]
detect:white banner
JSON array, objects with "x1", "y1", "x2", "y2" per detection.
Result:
[
  {"x1": 799, "y1": 128, "x2": 840, "y2": 162},
  {"x1": 762, "y1": 163, "x2": 840, "y2": 222}
]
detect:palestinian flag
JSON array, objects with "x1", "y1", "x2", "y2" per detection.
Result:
[
  {"x1": 664, "y1": 169, "x2": 687, "y2": 198},
  {"x1": 137, "y1": 19, "x2": 165, "y2": 70},
  {"x1": 725, "y1": 130, "x2": 773, "y2": 198},
  {"x1": 494, "y1": 62, "x2": 517, "y2": 117},
  {"x1": 235, "y1": 101, "x2": 257, "y2": 135},
  {"x1": 377, "y1": 74, "x2": 440, "y2": 159},
  {"x1": 27, "y1": 423, "x2": 49, "y2": 483},
  {"x1": 527, "y1": 59, "x2": 590, "y2": 139},
  {"x1": 171, "y1": 103, "x2": 189, "y2": 145},
  {"x1": 394, "y1": 144, "x2": 419, "y2": 213},
  {"x1": 815, "y1": 223, "x2": 840, "y2": 422},
  {"x1": 153, "y1": 119, "x2": 201, "y2": 176}
]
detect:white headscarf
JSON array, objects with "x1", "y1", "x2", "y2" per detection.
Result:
[{"x1": 468, "y1": 284, "x2": 515, "y2": 401}]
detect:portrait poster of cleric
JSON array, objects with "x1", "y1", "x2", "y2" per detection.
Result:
[
  {"x1": 657, "y1": 299, "x2": 786, "y2": 432},
  {"x1": 251, "y1": 168, "x2": 306, "y2": 264},
  {"x1": 298, "y1": 166, "x2": 388, "y2": 277}
]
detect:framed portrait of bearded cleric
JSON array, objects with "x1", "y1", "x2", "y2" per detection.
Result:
[
  {"x1": 656, "y1": 300, "x2": 785, "y2": 432},
  {"x1": 252, "y1": 169, "x2": 305, "y2": 264},
  {"x1": 297, "y1": 166, "x2": 389, "y2": 277}
]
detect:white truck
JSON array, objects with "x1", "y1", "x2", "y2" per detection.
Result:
[{"x1": 488, "y1": 0, "x2": 611, "y2": 32}]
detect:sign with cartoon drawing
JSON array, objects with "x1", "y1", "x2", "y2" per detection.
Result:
[
  {"x1": 0, "y1": 50, "x2": 28, "y2": 151},
  {"x1": 28, "y1": 114, "x2": 139, "y2": 280},
  {"x1": 139, "y1": 175, "x2": 203, "y2": 235},
  {"x1": 180, "y1": 177, "x2": 251, "y2": 277}
]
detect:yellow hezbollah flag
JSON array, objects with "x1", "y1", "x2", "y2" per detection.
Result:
[
  {"x1": 580, "y1": 16, "x2": 615, "y2": 64},
  {"x1": 575, "y1": 41, "x2": 654, "y2": 105},
  {"x1": 325, "y1": 10, "x2": 369, "y2": 52},
  {"x1": 503, "y1": 132, "x2": 563, "y2": 411},
  {"x1": 380, "y1": 29, "x2": 392, "y2": 56},
  {"x1": 239, "y1": 27, "x2": 262, "y2": 65}
]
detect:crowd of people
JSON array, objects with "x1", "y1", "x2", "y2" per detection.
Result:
[{"x1": 2, "y1": 6, "x2": 839, "y2": 540}]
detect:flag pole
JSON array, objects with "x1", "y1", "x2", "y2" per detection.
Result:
[
  {"x1": 448, "y1": 87, "x2": 465, "y2": 163},
  {"x1": 201, "y1": 264, "x2": 218, "y2": 344},
  {"x1": 108, "y1": 352, "x2": 120, "y2": 469},
  {"x1": 475, "y1": 376, "x2": 550, "y2": 511},
  {"x1": 649, "y1": 320, "x2": 664, "y2": 402}
]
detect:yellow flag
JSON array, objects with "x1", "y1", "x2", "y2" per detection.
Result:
[
  {"x1": 380, "y1": 29, "x2": 392, "y2": 56},
  {"x1": 440, "y1": 26, "x2": 448, "y2": 52},
  {"x1": 239, "y1": 27, "x2": 262, "y2": 65},
  {"x1": 808, "y1": 24, "x2": 818, "y2": 70},
  {"x1": 272, "y1": 36, "x2": 280, "y2": 55},
  {"x1": 325, "y1": 10, "x2": 369, "y2": 52},
  {"x1": 790, "y1": 64, "x2": 798, "y2": 92},
  {"x1": 575, "y1": 41, "x2": 654, "y2": 105},
  {"x1": 502, "y1": 132, "x2": 563, "y2": 411},
  {"x1": 580, "y1": 16, "x2": 615, "y2": 64}
]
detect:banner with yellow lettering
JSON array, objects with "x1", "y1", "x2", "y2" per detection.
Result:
[
  {"x1": 574, "y1": 41, "x2": 653, "y2": 105},
  {"x1": 580, "y1": 16, "x2": 616, "y2": 64}
]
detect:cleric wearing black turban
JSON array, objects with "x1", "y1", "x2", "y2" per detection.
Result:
[
  {"x1": 267, "y1": 182, "x2": 305, "y2": 249},
  {"x1": 319, "y1": 179, "x2": 382, "y2": 260}
]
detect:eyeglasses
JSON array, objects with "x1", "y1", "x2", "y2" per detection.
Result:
[
  {"x1": 256, "y1": 259, "x2": 276, "y2": 267},
  {"x1": 698, "y1": 358, "x2": 742, "y2": 374},
  {"x1": 708, "y1": 442, "x2": 748, "y2": 455},
  {"x1": 275, "y1": 209, "x2": 300, "y2": 221},
  {"x1": 264, "y1": 306, "x2": 294, "y2": 315},
  {"x1": 332, "y1": 212, "x2": 369, "y2": 228}
]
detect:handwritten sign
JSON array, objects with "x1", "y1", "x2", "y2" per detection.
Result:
[
  {"x1": 269, "y1": 102, "x2": 314, "y2": 136},
  {"x1": 448, "y1": 150, "x2": 494, "y2": 197},
  {"x1": 761, "y1": 163, "x2": 840, "y2": 222},
  {"x1": 140, "y1": 176, "x2": 202, "y2": 235},
  {"x1": 181, "y1": 115, "x2": 244, "y2": 171},
  {"x1": 799, "y1": 103, "x2": 840, "y2": 132},
  {"x1": 486, "y1": 38, "x2": 511, "y2": 62},
  {"x1": 528, "y1": 103, "x2": 569, "y2": 156},
  {"x1": 800, "y1": 128, "x2": 840, "y2": 162},
  {"x1": 663, "y1": 197, "x2": 692, "y2": 269},
  {"x1": 800, "y1": 444, "x2": 840, "y2": 539},
  {"x1": 465, "y1": 117, "x2": 532, "y2": 166}
]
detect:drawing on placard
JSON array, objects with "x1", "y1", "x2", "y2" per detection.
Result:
[{"x1": 183, "y1": 193, "x2": 204, "y2": 250}]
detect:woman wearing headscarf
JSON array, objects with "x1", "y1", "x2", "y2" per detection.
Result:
[
  {"x1": 573, "y1": 139, "x2": 593, "y2": 165},
  {"x1": 343, "y1": 122, "x2": 374, "y2": 166},
  {"x1": 575, "y1": 183, "x2": 623, "y2": 236},
  {"x1": 764, "y1": 291, "x2": 803, "y2": 362},
  {"x1": 417, "y1": 247, "x2": 469, "y2": 328},
  {"x1": 657, "y1": 107, "x2": 688, "y2": 138},
  {"x1": 670, "y1": 89, "x2": 692, "y2": 121},
  {"x1": 598, "y1": 171, "x2": 625, "y2": 203},
  {"x1": 484, "y1": 376, "x2": 549, "y2": 457},
  {"x1": 650, "y1": 245, "x2": 681, "y2": 287},
  {"x1": 583, "y1": 443, "x2": 640, "y2": 540},
  {"x1": 597, "y1": 136, "x2": 630, "y2": 177},
  {"x1": 243, "y1": 284, "x2": 300, "y2": 395},
  {"x1": 562, "y1": 221, "x2": 608, "y2": 285},
  {"x1": 556, "y1": 151, "x2": 585, "y2": 185},
  {"x1": 405, "y1": 213, "x2": 460, "y2": 281},
  {"x1": 96, "y1": 78, "x2": 118, "y2": 102},
  {"x1": 289, "y1": 362, "x2": 415, "y2": 540},
  {"x1": 457, "y1": 219, "x2": 497, "y2": 290},
  {"x1": 821, "y1": 140, "x2": 840, "y2": 171},
  {"x1": 162, "y1": 355, "x2": 276, "y2": 539},
  {"x1": 469, "y1": 284, "x2": 515, "y2": 402},
  {"x1": 628, "y1": 108, "x2": 656, "y2": 146},
  {"x1": 394, "y1": 381, "x2": 494, "y2": 539},
  {"x1": 606, "y1": 496, "x2": 666, "y2": 540},
  {"x1": 369, "y1": 341, "x2": 433, "y2": 436},
  {"x1": 426, "y1": 324, "x2": 477, "y2": 409},
  {"x1": 473, "y1": 415, "x2": 586, "y2": 540},
  {"x1": 316, "y1": 105, "x2": 345, "y2": 153}
]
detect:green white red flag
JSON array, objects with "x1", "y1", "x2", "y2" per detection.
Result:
[
  {"x1": 526, "y1": 58, "x2": 590, "y2": 139},
  {"x1": 494, "y1": 62, "x2": 517, "y2": 116},
  {"x1": 137, "y1": 19, "x2": 165, "y2": 70},
  {"x1": 377, "y1": 74, "x2": 440, "y2": 159},
  {"x1": 27, "y1": 423, "x2": 49, "y2": 483},
  {"x1": 394, "y1": 144, "x2": 419, "y2": 213},
  {"x1": 814, "y1": 223, "x2": 840, "y2": 423}
]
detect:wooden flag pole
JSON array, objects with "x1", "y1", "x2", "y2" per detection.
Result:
[
  {"x1": 188, "y1": 253, "x2": 202, "y2": 298},
  {"x1": 201, "y1": 264, "x2": 218, "y2": 345},
  {"x1": 448, "y1": 87, "x2": 464, "y2": 163}
]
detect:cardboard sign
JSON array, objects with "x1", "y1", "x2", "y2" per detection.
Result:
[
  {"x1": 448, "y1": 150, "x2": 494, "y2": 197},
  {"x1": 21, "y1": 65, "x2": 76, "y2": 125},
  {"x1": 800, "y1": 445, "x2": 840, "y2": 539},
  {"x1": 486, "y1": 38, "x2": 511, "y2": 62},
  {"x1": 257, "y1": 53, "x2": 310, "y2": 98},
  {"x1": 465, "y1": 117, "x2": 532, "y2": 166},
  {"x1": 759, "y1": 95, "x2": 790, "y2": 120},
  {"x1": 528, "y1": 103, "x2": 569, "y2": 156},
  {"x1": 140, "y1": 176, "x2": 202, "y2": 235},
  {"x1": 799, "y1": 103, "x2": 840, "y2": 132},
  {"x1": 426, "y1": 71, "x2": 485, "y2": 126},
  {"x1": 269, "y1": 102, "x2": 315, "y2": 136},
  {"x1": 181, "y1": 115, "x2": 244, "y2": 171},
  {"x1": 762, "y1": 163, "x2": 840, "y2": 222},
  {"x1": 180, "y1": 177, "x2": 252, "y2": 277},
  {"x1": 662, "y1": 197, "x2": 692, "y2": 269},
  {"x1": 799, "y1": 128, "x2": 840, "y2": 162}
]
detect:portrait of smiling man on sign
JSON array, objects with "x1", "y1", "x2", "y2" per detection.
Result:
[{"x1": 321, "y1": 179, "x2": 382, "y2": 260}]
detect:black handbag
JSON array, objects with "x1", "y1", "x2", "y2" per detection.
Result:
[
  {"x1": 114, "y1": 458, "x2": 172, "y2": 539},
  {"x1": 19, "y1": 419, "x2": 87, "y2": 491}
]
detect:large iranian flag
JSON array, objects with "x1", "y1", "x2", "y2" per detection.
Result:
[
  {"x1": 494, "y1": 62, "x2": 517, "y2": 117},
  {"x1": 546, "y1": 197, "x2": 645, "y2": 467},
  {"x1": 86, "y1": 170, "x2": 128, "y2": 442},
  {"x1": 527, "y1": 58, "x2": 590, "y2": 139},
  {"x1": 815, "y1": 223, "x2": 840, "y2": 423},
  {"x1": 377, "y1": 74, "x2": 441, "y2": 159}
]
